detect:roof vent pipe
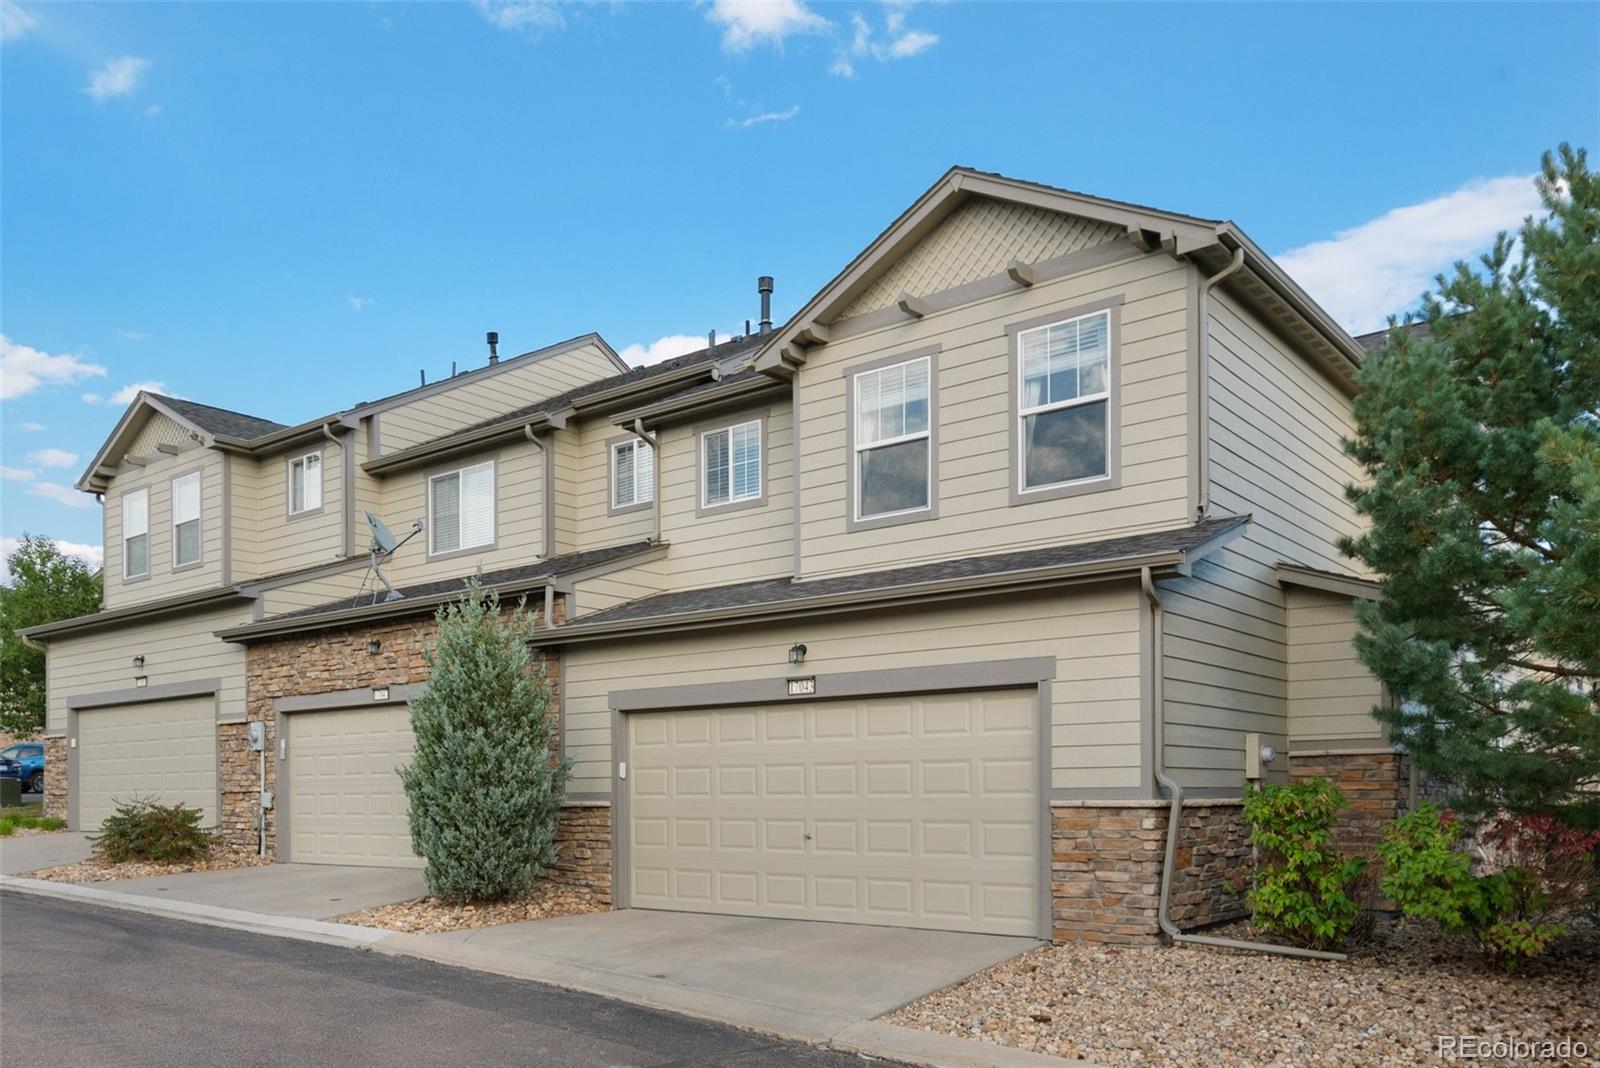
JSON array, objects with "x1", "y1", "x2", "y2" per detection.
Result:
[
  {"x1": 709, "y1": 329, "x2": 717, "y2": 349},
  {"x1": 758, "y1": 276, "x2": 774, "y2": 334},
  {"x1": 487, "y1": 331, "x2": 500, "y2": 365}
]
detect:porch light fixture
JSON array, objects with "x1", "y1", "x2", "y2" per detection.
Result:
[
  {"x1": 132, "y1": 655, "x2": 145, "y2": 668},
  {"x1": 787, "y1": 643, "x2": 807, "y2": 665},
  {"x1": 365, "y1": 639, "x2": 382, "y2": 655}
]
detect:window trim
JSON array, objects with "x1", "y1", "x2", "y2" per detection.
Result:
[
  {"x1": 695, "y1": 413, "x2": 768, "y2": 517},
  {"x1": 120, "y1": 485, "x2": 150, "y2": 583},
  {"x1": 426, "y1": 458, "x2": 498, "y2": 560},
  {"x1": 169, "y1": 467, "x2": 204, "y2": 572},
  {"x1": 843, "y1": 346, "x2": 941, "y2": 532},
  {"x1": 607, "y1": 435, "x2": 655, "y2": 517},
  {"x1": 1007, "y1": 297, "x2": 1123, "y2": 506},
  {"x1": 286, "y1": 450, "x2": 324, "y2": 519}
]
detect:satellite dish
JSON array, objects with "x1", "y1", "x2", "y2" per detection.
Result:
[{"x1": 356, "y1": 511, "x2": 423, "y2": 606}]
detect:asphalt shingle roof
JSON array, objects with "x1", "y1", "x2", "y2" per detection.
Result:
[
  {"x1": 562, "y1": 516, "x2": 1247, "y2": 631},
  {"x1": 151, "y1": 394, "x2": 289, "y2": 440}
]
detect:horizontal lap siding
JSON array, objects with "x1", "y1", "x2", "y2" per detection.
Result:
[
  {"x1": 44, "y1": 604, "x2": 253, "y2": 734},
  {"x1": 229, "y1": 456, "x2": 261, "y2": 581},
  {"x1": 657, "y1": 402, "x2": 794, "y2": 587},
  {"x1": 1286, "y1": 588, "x2": 1385, "y2": 744},
  {"x1": 251, "y1": 442, "x2": 347, "y2": 579},
  {"x1": 560, "y1": 582, "x2": 1143, "y2": 798},
  {"x1": 569, "y1": 557, "x2": 668, "y2": 618},
  {"x1": 379, "y1": 344, "x2": 618, "y2": 452},
  {"x1": 102, "y1": 449, "x2": 226, "y2": 609},
  {"x1": 570, "y1": 417, "x2": 654, "y2": 552},
  {"x1": 259, "y1": 567, "x2": 373, "y2": 616},
  {"x1": 797, "y1": 252, "x2": 1190, "y2": 579}
]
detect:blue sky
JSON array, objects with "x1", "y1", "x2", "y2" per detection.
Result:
[{"x1": 3, "y1": 0, "x2": 1598, "y2": 569}]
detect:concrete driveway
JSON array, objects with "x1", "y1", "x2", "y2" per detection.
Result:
[
  {"x1": 421, "y1": 908, "x2": 1038, "y2": 1039},
  {"x1": 0, "y1": 832, "x2": 93, "y2": 874},
  {"x1": 105, "y1": 863, "x2": 427, "y2": 919}
]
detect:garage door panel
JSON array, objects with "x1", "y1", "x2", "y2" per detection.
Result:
[
  {"x1": 627, "y1": 689, "x2": 1040, "y2": 936},
  {"x1": 77, "y1": 697, "x2": 218, "y2": 831},
  {"x1": 286, "y1": 704, "x2": 421, "y2": 868}
]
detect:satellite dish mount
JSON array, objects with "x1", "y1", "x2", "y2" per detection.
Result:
[{"x1": 360, "y1": 511, "x2": 423, "y2": 605}]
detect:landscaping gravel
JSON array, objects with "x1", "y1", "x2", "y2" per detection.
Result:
[
  {"x1": 25, "y1": 844, "x2": 272, "y2": 884},
  {"x1": 886, "y1": 918, "x2": 1598, "y2": 1066},
  {"x1": 333, "y1": 880, "x2": 602, "y2": 934}
]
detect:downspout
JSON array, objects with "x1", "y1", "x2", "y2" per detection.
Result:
[
  {"x1": 523, "y1": 425, "x2": 553, "y2": 559},
  {"x1": 322, "y1": 422, "x2": 351, "y2": 558},
  {"x1": 1142, "y1": 566, "x2": 1345, "y2": 962},
  {"x1": 627, "y1": 419, "x2": 661, "y2": 544},
  {"x1": 1194, "y1": 247, "x2": 1245, "y2": 519}
]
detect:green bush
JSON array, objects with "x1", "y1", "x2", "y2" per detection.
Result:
[
  {"x1": 92, "y1": 799, "x2": 215, "y2": 863},
  {"x1": 1241, "y1": 778, "x2": 1368, "y2": 950},
  {"x1": 399, "y1": 578, "x2": 569, "y2": 903},
  {"x1": 1380, "y1": 806, "x2": 1599, "y2": 969},
  {"x1": 0, "y1": 812, "x2": 65, "y2": 836}
]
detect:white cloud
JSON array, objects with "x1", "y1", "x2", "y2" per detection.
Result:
[
  {"x1": 20, "y1": 421, "x2": 45, "y2": 432},
  {"x1": 0, "y1": 335, "x2": 107, "y2": 400},
  {"x1": 1, "y1": 537, "x2": 104, "y2": 579},
  {"x1": 84, "y1": 56, "x2": 150, "y2": 102},
  {"x1": 27, "y1": 448, "x2": 78, "y2": 469},
  {"x1": 1277, "y1": 174, "x2": 1541, "y2": 336},
  {"x1": 348, "y1": 296, "x2": 373, "y2": 312},
  {"x1": 705, "y1": 0, "x2": 830, "y2": 53},
  {"x1": 833, "y1": 4, "x2": 938, "y2": 76},
  {"x1": 2, "y1": 1, "x2": 39, "y2": 43},
  {"x1": 618, "y1": 333, "x2": 728, "y2": 368},
  {"x1": 726, "y1": 105, "x2": 800, "y2": 129},
  {"x1": 28, "y1": 483, "x2": 94, "y2": 509},
  {"x1": 109, "y1": 381, "x2": 175, "y2": 405},
  {"x1": 80, "y1": 392, "x2": 102, "y2": 405},
  {"x1": 473, "y1": 0, "x2": 564, "y2": 33},
  {"x1": 1, "y1": 466, "x2": 36, "y2": 481}
]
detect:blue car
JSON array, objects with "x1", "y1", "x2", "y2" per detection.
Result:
[{"x1": 0, "y1": 743, "x2": 45, "y2": 794}]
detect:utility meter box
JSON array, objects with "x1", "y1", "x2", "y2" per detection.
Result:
[{"x1": 248, "y1": 722, "x2": 267, "y2": 752}]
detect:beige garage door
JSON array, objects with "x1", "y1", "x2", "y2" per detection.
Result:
[
  {"x1": 77, "y1": 697, "x2": 218, "y2": 831},
  {"x1": 627, "y1": 689, "x2": 1040, "y2": 936},
  {"x1": 286, "y1": 704, "x2": 421, "y2": 868}
]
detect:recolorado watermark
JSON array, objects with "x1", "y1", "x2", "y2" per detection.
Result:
[{"x1": 1437, "y1": 1035, "x2": 1589, "y2": 1060}]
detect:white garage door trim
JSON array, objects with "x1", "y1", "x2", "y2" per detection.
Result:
[
  {"x1": 274, "y1": 684, "x2": 426, "y2": 867},
  {"x1": 610, "y1": 656, "x2": 1055, "y2": 940},
  {"x1": 66, "y1": 678, "x2": 223, "y2": 832}
]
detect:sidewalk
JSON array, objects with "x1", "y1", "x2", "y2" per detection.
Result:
[{"x1": 0, "y1": 872, "x2": 1075, "y2": 1068}]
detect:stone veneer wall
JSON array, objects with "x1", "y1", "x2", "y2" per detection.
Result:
[
  {"x1": 1288, "y1": 749, "x2": 1411, "y2": 861},
  {"x1": 42, "y1": 736, "x2": 68, "y2": 820},
  {"x1": 1051, "y1": 799, "x2": 1249, "y2": 945}
]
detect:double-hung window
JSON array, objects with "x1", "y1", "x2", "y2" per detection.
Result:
[
  {"x1": 611, "y1": 439, "x2": 654, "y2": 510},
  {"x1": 289, "y1": 452, "x2": 322, "y2": 515},
  {"x1": 853, "y1": 354, "x2": 932, "y2": 521},
  {"x1": 702, "y1": 419, "x2": 762, "y2": 509},
  {"x1": 123, "y1": 488, "x2": 149, "y2": 579},
  {"x1": 171, "y1": 471, "x2": 202, "y2": 568},
  {"x1": 429, "y1": 460, "x2": 495, "y2": 555},
  {"x1": 1017, "y1": 308, "x2": 1112, "y2": 493}
]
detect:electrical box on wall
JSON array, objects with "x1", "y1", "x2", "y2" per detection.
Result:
[
  {"x1": 1244, "y1": 732, "x2": 1263, "y2": 780},
  {"x1": 248, "y1": 722, "x2": 266, "y2": 752}
]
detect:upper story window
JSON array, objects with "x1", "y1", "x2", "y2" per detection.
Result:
[
  {"x1": 1013, "y1": 305, "x2": 1117, "y2": 499},
  {"x1": 611, "y1": 438, "x2": 654, "y2": 512},
  {"x1": 851, "y1": 352, "x2": 935, "y2": 525},
  {"x1": 123, "y1": 487, "x2": 149, "y2": 579},
  {"x1": 429, "y1": 460, "x2": 495, "y2": 556},
  {"x1": 171, "y1": 471, "x2": 202, "y2": 569},
  {"x1": 289, "y1": 451, "x2": 322, "y2": 515},
  {"x1": 702, "y1": 419, "x2": 762, "y2": 510}
]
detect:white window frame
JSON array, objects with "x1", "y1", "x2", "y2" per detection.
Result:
[
  {"x1": 427, "y1": 459, "x2": 496, "y2": 558},
  {"x1": 700, "y1": 418, "x2": 763, "y2": 511},
  {"x1": 170, "y1": 470, "x2": 202, "y2": 569},
  {"x1": 122, "y1": 486, "x2": 149, "y2": 580},
  {"x1": 851, "y1": 353, "x2": 934, "y2": 524},
  {"x1": 1015, "y1": 308, "x2": 1113, "y2": 495},
  {"x1": 288, "y1": 451, "x2": 323, "y2": 516},
  {"x1": 610, "y1": 438, "x2": 654, "y2": 512}
]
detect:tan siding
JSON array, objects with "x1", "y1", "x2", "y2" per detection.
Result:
[
  {"x1": 228, "y1": 455, "x2": 262, "y2": 581},
  {"x1": 560, "y1": 582, "x2": 1144, "y2": 798},
  {"x1": 126, "y1": 412, "x2": 201, "y2": 457},
  {"x1": 570, "y1": 416, "x2": 654, "y2": 552},
  {"x1": 377, "y1": 438, "x2": 545, "y2": 588},
  {"x1": 1286, "y1": 588, "x2": 1385, "y2": 744},
  {"x1": 102, "y1": 449, "x2": 225, "y2": 609},
  {"x1": 250, "y1": 442, "x2": 348, "y2": 578},
  {"x1": 656, "y1": 401, "x2": 795, "y2": 587},
  {"x1": 257, "y1": 567, "x2": 373, "y2": 616},
  {"x1": 378, "y1": 342, "x2": 619, "y2": 453},
  {"x1": 798, "y1": 251, "x2": 1190, "y2": 579},
  {"x1": 840, "y1": 198, "x2": 1122, "y2": 319},
  {"x1": 44, "y1": 604, "x2": 254, "y2": 735},
  {"x1": 568, "y1": 556, "x2": 668, "y2": 618}
]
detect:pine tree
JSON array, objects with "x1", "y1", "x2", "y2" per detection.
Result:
[
  {"x1": 1341, "y1": 144, "x2": 1600, "y2": 828},
  {"x1": 399, "y1": 578, "x2": 570, "y2": 901}
]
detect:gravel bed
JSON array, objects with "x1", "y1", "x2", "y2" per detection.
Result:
[
  {"x1": 333, "y1": 881, "x2": 603, "y2": 934},
  {"x1": 25, "y1": 844, "x2": 273, "y2": 884},
  {"x1": 886, "y1": 918, "x2": 1599, "y2": 1066}
]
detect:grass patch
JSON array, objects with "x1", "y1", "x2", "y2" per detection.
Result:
[{"x1": 0, "y1": 811, "x2": 67, "y2": 836}]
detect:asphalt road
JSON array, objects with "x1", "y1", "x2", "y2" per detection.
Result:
[{"x1": 0, "y1": 893, "x2": 867, "y2": 1068}]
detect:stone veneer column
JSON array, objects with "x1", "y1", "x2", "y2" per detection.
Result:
[
  {"x1": 1288, "y1": 749, "x2": 1411, "y2": 861},
  {"x1": 42, "y1": 736, "x2": 68, "y2": 821}
]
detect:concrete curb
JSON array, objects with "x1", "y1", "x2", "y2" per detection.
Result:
[{"x1": 0, "y1": 875, "x2": 1099, "y2": 1068}]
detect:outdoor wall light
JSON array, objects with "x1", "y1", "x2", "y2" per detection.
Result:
[
  {"x1": 365, "y1": 639, "x2": 382, "y2": 656},
  {"x1": 132, "y1": 655, "x2": 145, "y2": 668},
  {"x1": 788, "y1": 643, "x2": 807, "y2": 665}
]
